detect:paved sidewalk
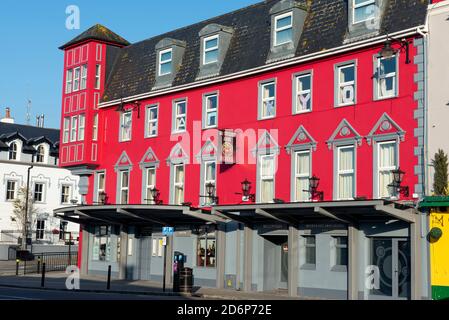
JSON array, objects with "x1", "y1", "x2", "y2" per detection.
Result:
[{"x1": 0, "y1": 272, "x2": 310, "y2": 300}]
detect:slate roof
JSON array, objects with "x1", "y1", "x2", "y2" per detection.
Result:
[
  {"x1": 68, "y1": 0, "x2": 428, "y2": 102},
  {"x1": 59, "y1": 24, "x2": 130, "y2": 50},
  {"x1": 0, "y1": 122, "x2": 60, "y2": 151}
]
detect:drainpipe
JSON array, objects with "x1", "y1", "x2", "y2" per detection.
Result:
[{"x1": 416, "y1": 21, "x2": 431, "y2": 300}]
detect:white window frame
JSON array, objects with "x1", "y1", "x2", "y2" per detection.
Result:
[
  {"x1": 337, "y1": 63, "x2": 356, "y2": 107},
  {"x1": 274, "y1": 12, "x2": 293, "y2": 47},
  {"x1": 294, "y1": 150, "x2": 311, "y2": 202},
  {"x1": 173, "y1": 100, "x2": 187, "y2": 133},
  {"x1": 80, "y1": 64, "x2": 88, "y2": 90},
  {"x1": 336, "y1": 145, "x2": 356, "y2": 200},
  {"x1": 96, "y1": 172, "x2": 105, "y2": 203},
  {"x1": 377, "y1": 140, "x2": 398, "y2": 199},
  {"x1": 353, "y1": 0, "x2": 376, "y2": 24},
  {"x1": 6, "y1": 180, "x2": 17, "y2": 201},
  {"x1": 36, "y1": 145, "x2": 46, "y2": 163},
  {"x1": 120, "y1": 111, "x2": 132, "y2": 142},
  {"x1": 259, "y1": 80, "x2": 276, "y2": 120},
  {"x1": 376, "y1": 55, "x2": 397, "y2": 99},
  {"x1": 63, "y1": 117, "x2": 70, "y2": 143},
  {"x1": 33, "y1": 182, "x2": 45, "y2": 203},
  {"x1": 203, "y1": 35, "x2": 219, "y2": 65},
  {"x1": 145, "y1": 105, "x2": 159, "y2": 138},
  {"x1": 203, "y1": 93, "x2": 218, "y2": 129},
  {"x1": 303, "y1": 235, "x2": 316, "y2": 266},
  {"x1": 95, "y1": 64, "x2": 101, "y2": 89},
  {"x1": 119, "y1": 170, "x2": 130, "y2": 205},
  {"x1": 158, "y1": 48, "x2": 173, "y2": 76},
  {"x1": 333, "y1": 236, "x2": 348, "y2": 267},
  {"x1": 70, "y1": 116, "x2": 78, "y2": 142},
  {"x1": 73, "y1": 67, "x2": 81, "y2": 92},
  {"x1": 65, "y1": 69, "x2": 73, "y2": 94},
  {"x1": 258, "y1": 154, "x2": 275, "y2": 203},
  {"x1": 92, "y1": 114, "x2": 98, "y2": 141},
  {"x1": 8, "y1": 142, "x2": 18, "y2": 160},
  {"x1": 294, "y1": 73, "x2": 312, "y2": 114},
  {"x1": 201, "y1": 161, "x2": 216, "y2": 206},
  {"x1": 172, "y1": 164, "x2": 185, "y2": 205},
  {"x1": 36, "y1": 219, "x2": 45, "y2": 240},
  {"x1": 78, "y1": 114, "x2": 85, "y2": 141},
  {"x1": 145, "y1": 167, "x2": 157, "y2": 204},
  {"x1": 60, "y1": 184, "x2": 71, "y2": 204}
]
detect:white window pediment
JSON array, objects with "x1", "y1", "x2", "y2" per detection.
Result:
[
  {"x1": 114, "y1": 151, "x2": 133, "y2": 172},
  {"x1": 196, "y1": 139, "x2": 217, "y2": 162},
  {"x1": 251, "y1": 131, "x2": 280, "y2": 157},
  {"x1": 327, "y1": 119, "x2": 362, "y2": 150},
  {"x1": 167, "y1": 143, "x2": 189, "y2": 165},
  {"x1": 366, "y1": 113, "x2": 405, "y2": 145},
  {"x1": 286, "y1": 125, "x2": 317, "y2": 153},
  {"x1": 139, "y1": 147, "x2": 160, "y2": 169}
]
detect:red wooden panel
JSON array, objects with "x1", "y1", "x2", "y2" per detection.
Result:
[
  {"x1": 81, "y1": 45, "x2": 88, "y2": 63},
  {"x1": 94, "y1": 93, "x2": 100, "y2": 110},
  {"x1": 96, "y1": 44, "x2": 102, "y2": 62},
  {"x1": 69, "y1": 145, "x2": 76, "y2": 162},
  {"x1": 66, "y1": 50, "x2": 74, "y2": 68},
  {"x1": 61, "y1": 146, "x2": 69, "y2": 164},
  {"x1": 71, "y1": 94, "x2": 78, "y2": 112},
  {"x1": 77, "y1": 144, "x2": 84, "y2": 162},
  {"x1": 91, "y1": 144, "x2": 97, "y2": 162},
  {"x1": 79, "y1": 92, "x2": 86, "y2": 110},
  {"x1": 74, "y1": 47, "x2": 80, "y2": 65},
  {"x1": 64, "y1": 96, "x2": 71, "y2": 114}
]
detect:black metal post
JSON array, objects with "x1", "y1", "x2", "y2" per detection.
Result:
[
  {"x1": 163, "y1": 238, "x2": 167, "y2": 293},
  {"x1": 107, "y1": 265, "x2": 111, "y2": 290},
  {"x1": 23, "y1": 163, "x2": 34, "y2": 251},
  {"x1": 37, "y1": 257, "x2": 41, "y2": 273},
  {"x1": 24, "y1": 259, "x2": 26, "y2": 275},
  {"x1": 41, "y1": 263, "x2": 46, "y2": 288},
  {"x1": 15, "y1": 259, "x2": 19, "y2": 276}
]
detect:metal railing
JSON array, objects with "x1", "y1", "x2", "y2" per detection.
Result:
[{"x1": 17, "y1": 252, "x2": 78, "y2": 275}]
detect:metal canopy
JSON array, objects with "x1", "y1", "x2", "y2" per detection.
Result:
[
  {"x1": 212, "y1": 200, "x2": 418, "y2": 225},
  {"x1": 54, "y1": 204, "x2": 224, "y2": 226}
]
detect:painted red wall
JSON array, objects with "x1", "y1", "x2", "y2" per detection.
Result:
[{"x1": 61, "y1": 37, "x2": 420, "y2": 207}]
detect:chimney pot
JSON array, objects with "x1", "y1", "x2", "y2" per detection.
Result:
[{"x1": 5, "y1": 107, "x2": 11, "y2": 119}]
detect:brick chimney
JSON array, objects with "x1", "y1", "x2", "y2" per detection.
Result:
[{"x1": 0, "y1": 107, "x2": 15, "y2": 124}]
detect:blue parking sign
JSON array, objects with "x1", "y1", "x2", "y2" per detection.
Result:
[{"x1": 162, "y1": 227, "x2": 174, "y2": 236}]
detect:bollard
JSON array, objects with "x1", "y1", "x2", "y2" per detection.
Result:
[
  {"x1": 107, "y1": 265, "x2": 111, "y2": 290},
  {"x1": 41, "y1": 263, "x2": 46, "y2": 288},
  {"x1": 15, "y1": 259, "x2": 19, "y2": 276},
  {"x1": 37, "y1": 257, "x2": 41, "y2": 274}
]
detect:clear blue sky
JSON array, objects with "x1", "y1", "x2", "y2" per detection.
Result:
[{"x1": 0, "y1": 0, "x2": 261, "y2": 129}]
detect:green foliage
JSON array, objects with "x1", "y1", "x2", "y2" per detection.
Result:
[{"x1": 432, "y1": 149, "x2": 449, "y2": 196}]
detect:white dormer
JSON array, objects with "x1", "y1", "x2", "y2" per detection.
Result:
[
  {"x1": 8, "y1": 140, "x2": 22, "y2": 161},
  {"x1": 35, "y1": 144, "x2": 48, "y2": 164}
]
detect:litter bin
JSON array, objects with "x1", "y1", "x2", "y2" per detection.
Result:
[{"x1": 179, "y1": 267, "x2": 193, "y2": 293}]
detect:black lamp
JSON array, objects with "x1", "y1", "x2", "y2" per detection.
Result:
[
  {"x1": 149, "y1": 187, "x2": 163, "y2": 205},
  {"x1": 304, "y1": 175, "x2": 324, "y2": 201},
  {"x1": 116, "y1": 98, "x2": 141, "y2": 119},
  {"x1": 98, "y1": 191, "x2": 107, "y2": 205},
  {"x1": 239, "y1": 179, "x2": 255, "y2": 202},
  {"x1": 388, "y1": 168, "x2": 409, "y2": 198},
  {"x1": 200, "y1": 182, "x2": 219, "y2": 205},
  {"x1": 379, "y1": 37, "x2": 410, "y2": 64}
]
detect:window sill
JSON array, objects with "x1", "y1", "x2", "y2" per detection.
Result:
[
  {"x1": 335, "y1": 103, "x2": 355, "y2": 108},
  {"x1": 293, "y1": 110, "x2": 312, "y2": 115},
  {"x1": 300, "y1": 264, "x2": 316, "y2": 271},
  {"x1": 202, "y1": 125, "x2": 218, "y2": 130},
  {"x1": 258, "y1": 116, "x2": 276, "y2": 121},
  {"x1": 145, "y1": 135, "x2": 158, "y2": 139},
  {"x1": 171, "y1": 130, "x2": 187, "y2": 135},
  {"x1": 194, "y1": 266, "x2": 217, "y2": 270},
  {"x1": 374, "y1": 95, "x2": 398, "y2": 102},
  {"x1": 331, "y1": 265, "x2": 347, "y2": 273}
]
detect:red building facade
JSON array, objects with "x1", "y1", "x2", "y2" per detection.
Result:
[{"x1": 56, "y1": 0, "x2": 433, "y2": 299}]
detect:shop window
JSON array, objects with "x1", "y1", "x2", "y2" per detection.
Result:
[
  {"x1": 197, "y1": 231, "x2": 216, "y2": 268},
  {"x1": 93, "y1": 226, "x2": 111, "y2": 262}
]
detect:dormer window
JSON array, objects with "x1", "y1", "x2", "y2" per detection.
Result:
[
  {"x1": 353, "y1": 0, "x2": 376, "y2": 24},
  {"x1": 274, "y1": 12, "x2": 293, "y2": 46},
  {"x1": 159, "y1": 48, "x2": 173, "y2": 76},
  {"x1": 267, "y1": 0, "x2": 308, "y2": 63},
  {"x1": 36, "y1": 145, "x2": 45, "y2": 163},
  {"x1": 8, "y1": 142, "x2": 18, "y2": 160},
  {"x1": 203, "y1": 35, "x2": 219, "y2": 65},
  {"x1": 154, "y1": 38, "x2": 186, "y2": 89},
  {"x1": 197, "y1": 24, "x2": 234, "y2": 80}
]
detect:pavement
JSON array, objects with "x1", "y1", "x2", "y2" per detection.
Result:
[{"x1": 0, "y1": 270, "x2": 308, "y2": 300}]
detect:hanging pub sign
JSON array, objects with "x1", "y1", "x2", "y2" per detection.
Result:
[{"x1": 219, "y1": 129, "x2": 236, "y2": 164}]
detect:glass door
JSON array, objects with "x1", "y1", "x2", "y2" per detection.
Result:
[{"x1": 369, "y1": 238, "x2": 410, "y2": 300}]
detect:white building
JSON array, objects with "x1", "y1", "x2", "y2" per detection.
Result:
[{"x1": 0, "y1": 109, "x2": 80, "y2": 246}]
